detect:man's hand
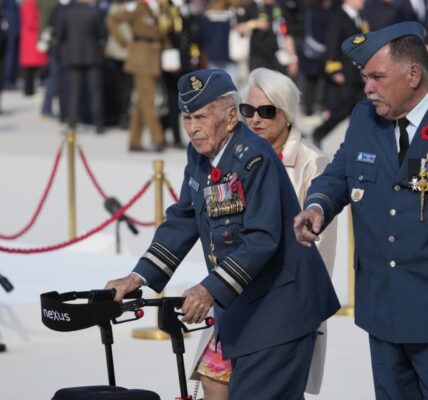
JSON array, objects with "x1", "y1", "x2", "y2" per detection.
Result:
[
  {"x1": 105, "y1": 273, "x2": 143, "y2": 302},
  {"x1": 181, "y1": 284, "x2": 214, "y2": 324},
  {"x1": 293, "y1": 207, "x2": 324, "y2": 247}
]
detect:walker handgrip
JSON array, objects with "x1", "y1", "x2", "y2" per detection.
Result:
[{"x1": 123, "y1": 289, "x2": 143, "y2": 299}]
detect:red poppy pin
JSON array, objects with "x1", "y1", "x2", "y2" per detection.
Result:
[
  {"x1": 421, "y1": 126, "x2": 428, "y2": 141},
  {"x1": 210, "y1": 167, "x2": 222, "y2": 183}
]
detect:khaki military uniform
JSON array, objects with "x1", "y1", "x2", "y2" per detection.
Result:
[{"x1": 107, "y1": 2, "x2": 168, "y2": 148}]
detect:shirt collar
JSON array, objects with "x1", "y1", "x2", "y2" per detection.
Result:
[
  {"x1": 406, "y1": 92, "x2": 428, "y2": 130},
  {"x1": 342, "y1": 4, "x2": 359, "y2": 20},
  {"x1": 211, "y1": 132, "x2": 234, "y2": 167}
]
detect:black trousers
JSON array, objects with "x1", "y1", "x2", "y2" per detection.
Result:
[
  {"x1": 313, "y1": 82, "x2": 364, "y2": 142},
  {"x1": 161, "y1": 71, "x2": 182, "y2": 145},
  {"x1": 67, "y1": 65, "x2": 103, "y2": 130}
]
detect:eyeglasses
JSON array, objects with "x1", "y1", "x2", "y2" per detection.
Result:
[{"x1": 239, "y1": 103, "x2": 277, "y2": 119}]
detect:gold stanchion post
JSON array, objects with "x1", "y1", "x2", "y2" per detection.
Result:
[
  {"x1": 67, "y1": 130, "x2": 77, "y2": 239},
  {"x1": 337, "y1": 206, "x2": 355, "y2": 316},
  {"x1": 133, "y1": 160, "x2": 171, "y2": 340}
]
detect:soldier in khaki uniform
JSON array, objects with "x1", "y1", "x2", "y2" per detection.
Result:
[{"x1": 107, "y1": 0, "x2": 168, "y2": 152}]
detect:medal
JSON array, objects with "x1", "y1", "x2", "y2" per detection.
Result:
[
  {"x1": 208, "y1": 234, "x2": 218, "y2": 268},
  {"x1": 408, "y1": 154, "x2": 428, "y2": 222},
  {"x1": 204, "y1": 173, "x2": 246, "y2": 218}
]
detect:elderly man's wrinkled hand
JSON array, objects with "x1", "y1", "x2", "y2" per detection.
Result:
[
  {"x1": 105, "y1": 273, "x2": 143, "y2": 302},
  {"x1": 181, "y1": 284, "x2": 214, "y2": 324},
  {"x1": 293, "y1": 207, "x2": 324, "y2": 247}
]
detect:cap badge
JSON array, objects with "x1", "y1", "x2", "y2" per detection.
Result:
[
  {"x1": 190, "y1": 76, "x2": 204, "y2": 90},
  {"x1": 352, "y1": 35, "x2": 366, "y2": 45}
]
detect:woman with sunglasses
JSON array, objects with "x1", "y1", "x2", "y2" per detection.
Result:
[{"x1": 189, "y1": 67, "x2": 337, "y2": 399}]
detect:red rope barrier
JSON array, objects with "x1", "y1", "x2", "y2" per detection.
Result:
[
  {"x1": 164, "y1": 177, "x2": 179, "y2": 203},
  {"x1": 78, "y1": 145, "x2": 155, "y2": 227},
  {"x1": 0, "y1": 181, "x2": 152, "y2": 254},
  {"x1": 78, "y1": 145, "x2": 108, "y2": 199},
  {"x1": 0, "y1": 143, "x2": 65, "y2": 240}
]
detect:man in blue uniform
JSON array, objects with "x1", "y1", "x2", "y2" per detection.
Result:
[
  {"x1": 106, "y1": 69, "x2": 339, "y2": 399},
  {"x1": 294, "y1": 22, "x2": 428, "y2": 399}
]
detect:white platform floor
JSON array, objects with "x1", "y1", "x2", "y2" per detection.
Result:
[{"x1": 0, "y1": 89, "x2": 375, "y2": 399}]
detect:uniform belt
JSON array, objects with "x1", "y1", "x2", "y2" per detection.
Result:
[{"x1": 134, "y1": 36, "x2": 158, "y2": 43}]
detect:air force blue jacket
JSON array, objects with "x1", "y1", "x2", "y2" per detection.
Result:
[
  {"x1": 305, "y1": 100, "x2": 428, "y2": 343},
  {"x1": 134, "y1": 122, "x2": 339, "y2": 359}
]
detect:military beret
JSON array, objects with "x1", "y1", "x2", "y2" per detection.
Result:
[
  {"x1": 177, "y1": 69, "x2": 237, "y2": 113},
  {"x1": 341, "y1": 21, "x2": 425, "y2": 69}
]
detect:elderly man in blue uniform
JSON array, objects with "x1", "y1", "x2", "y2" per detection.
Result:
[
  {"x1": 294, "y1": 22, "x2": 428, "y2": 399},
  {"x1": 106, "y1": 69, "x2": 339, "y2": 399}
]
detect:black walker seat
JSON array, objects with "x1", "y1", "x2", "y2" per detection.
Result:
[{"x1": 40, "y1": 289, "x2": 212, "y2": 400}]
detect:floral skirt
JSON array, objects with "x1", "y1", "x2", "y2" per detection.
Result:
[{"x1": 196, "y1": 335, "x2": 232, "y2": 383}]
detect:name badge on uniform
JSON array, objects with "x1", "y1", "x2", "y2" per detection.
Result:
[
  {"x1": 188, "y1": 177, "x2": 199, "y2": 192},
  {"x1": 357, "y1": 152, "x2": 376, "y2": 164},
  {"x1": 351, "y1": 188, "x2": 364, "y2": 202}
]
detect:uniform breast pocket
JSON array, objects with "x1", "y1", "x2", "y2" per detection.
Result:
[
  {"x1": 346, "y1": 161, "x2": 378, "y2": 214},
  {"x1": 211, "y1": 214, "x2": 243, "y2": 258}
]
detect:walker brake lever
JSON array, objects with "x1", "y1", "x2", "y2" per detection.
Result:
[
  {"x1": 112, "y1": 290, "x2": 145, "y2": 324},
  {"x1": 175, "y1": 312, "x2": 215, "y2": 333}
]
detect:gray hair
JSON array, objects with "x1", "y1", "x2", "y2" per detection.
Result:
[
  {"x1": 240, "y1": 68, "x2": 301, "y2": 123},
  {"x1": 217, "y1": 90, "x2": 240, "y2": 108}
]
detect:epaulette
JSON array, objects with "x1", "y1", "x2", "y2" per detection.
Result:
[{"x1": 232, "y1": 142, "x2": 264, "y2": 172}]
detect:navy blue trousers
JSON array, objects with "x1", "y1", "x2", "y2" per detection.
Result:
[
  {"x1": 229, "y1": 332, "x2": 315, "y2": 400},
  {"x1": 369, "y1": 335, "x2": 428, "y2": 399}
]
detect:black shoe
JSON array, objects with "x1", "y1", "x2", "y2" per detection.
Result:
[
  {"x1": 153, "y1": 143, "x2": 166, "y2": 153},
  {"x1": 129, "y1": 144, "x2": 146, "y2": 152},
  {"x1": 118, "y1": 114, "x2": 129, "y2": 130},
  {"x1": 0, "y1": 343, "x2": 7, "y2": 352}
]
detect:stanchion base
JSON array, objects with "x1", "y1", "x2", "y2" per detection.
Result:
[
  {"x1": 132, "y1": 327, "x2": 190, "y2": 340},
  {"x1": 336, "y1": 305, "x2": 354, "y2": 317}
]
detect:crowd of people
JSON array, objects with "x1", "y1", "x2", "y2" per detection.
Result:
[{"x1": 1, "y1": 0, "x2": 427, "y2": 152}]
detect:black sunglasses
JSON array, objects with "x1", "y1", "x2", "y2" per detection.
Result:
[{"x1": 239, "y1": 103, "x2": 277, "y2": 119}]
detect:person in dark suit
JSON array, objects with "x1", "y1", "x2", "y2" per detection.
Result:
[
  {"x1": 397, "y1": 0, "x2": 427, "y2": 25},
  {"x1": 56, "y1": 0, "x2": 106, "y2": 133},
  {"x1": 105, "y1": 69, "x2": 339, "y2": 400},
  {"x1": 0, "y1": 0, "x2": 8, "y2": 111},
  {"x1": 363, "y1": 0, "x2": 401, "y2": 31},
  {"x1": 311, "y1": 0, "x2": 367, "y2": 148},
  {"x1": 3, "y1": 0, "x2": 19, "y2": 90},
  {"x1": 295, "y1": 22, "x2": 428, "y2": 400}
]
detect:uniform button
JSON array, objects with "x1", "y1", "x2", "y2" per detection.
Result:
[
  {"x1": 389, "y1": 260, "x2": 396, "y2": 268},
  {"x1": 389, "y1": 209, "x2": 397, "y2": 216},
  {"x1": 224, "y1": 218, "x2": 230, "y2": 225},
  {"x1": 388, "y1": 235, "x2": 395, "y2": 243},
  {"x1": 394, "y1": 185, "x2": 401, "y2": 191},
  {"x1": 358, "y1": 175, "x2": 364, "y2": 181}
]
